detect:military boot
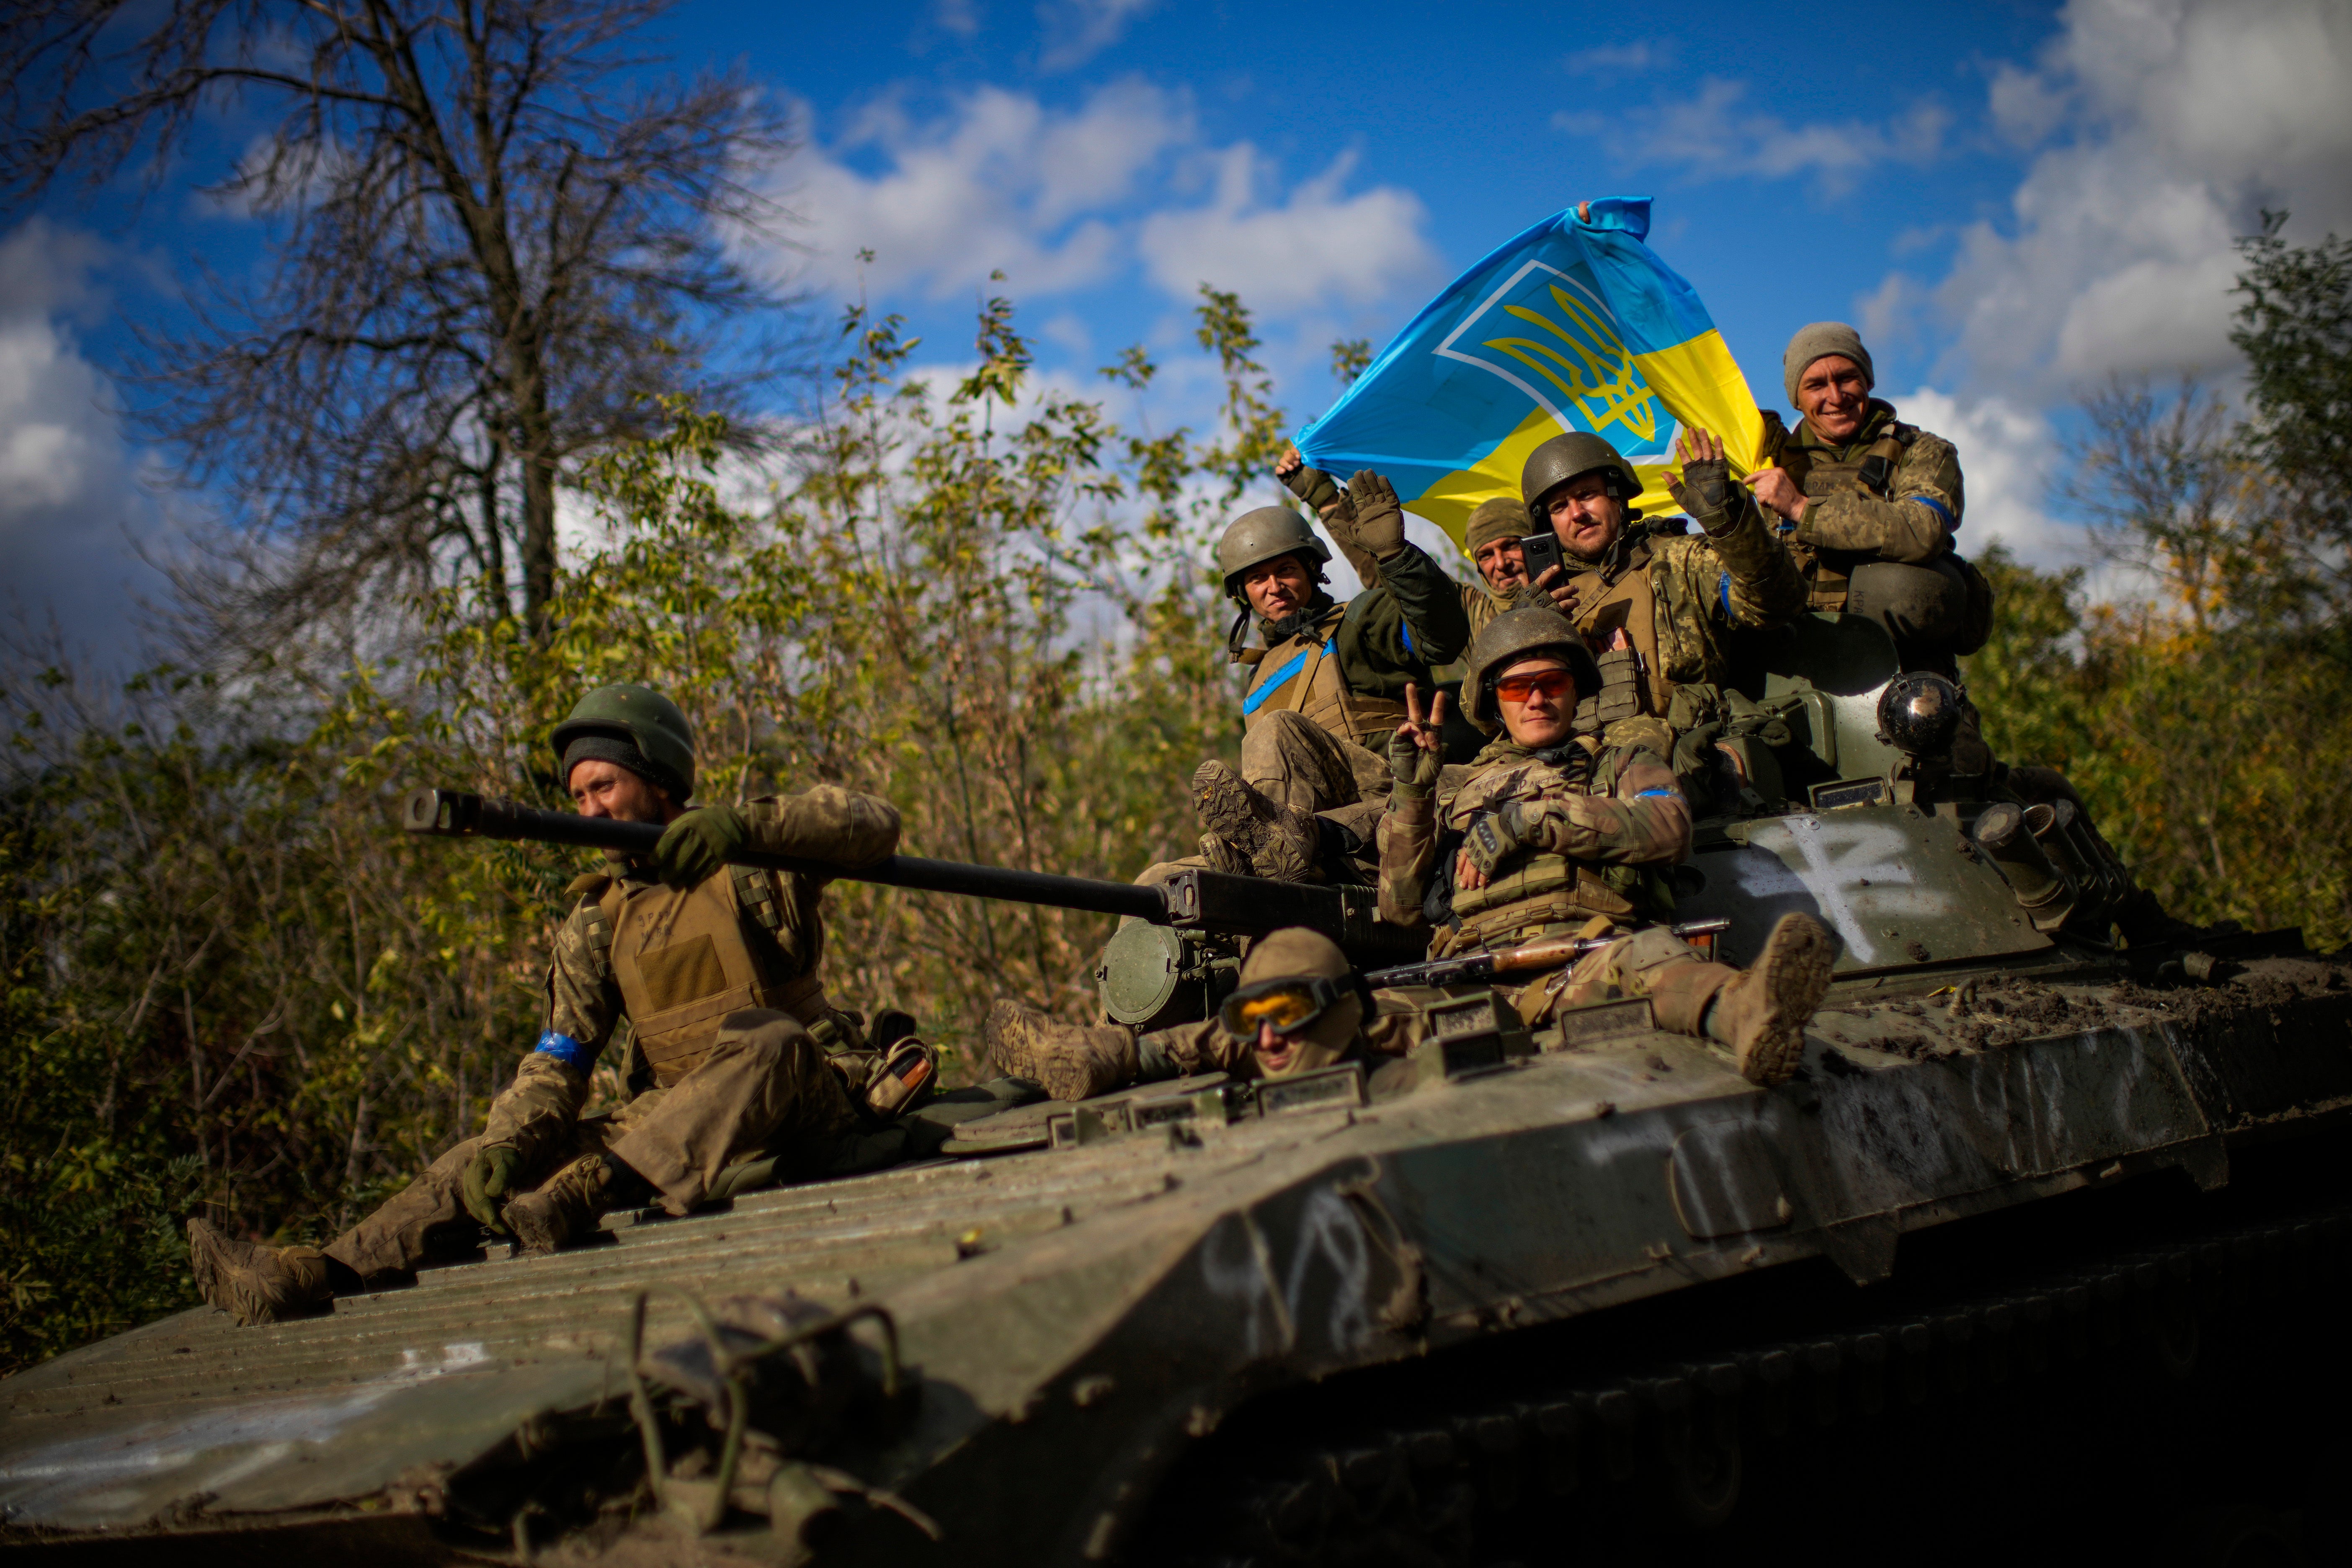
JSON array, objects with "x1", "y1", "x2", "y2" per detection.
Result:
[
  {"x1": 502, "y1": 1153, "x2": 650, "y2": 1256},
  {"x1": 1191, "y1": 760, "x2": 1318, "y2": 882},
  {"x1": 1704, "y1": 913, "x2": 1835, "y2": 1086},
  {"x1": 186, "y1": 1218, "x2": 333, "y2": 1326},
  {"x1": 985, "y1": 1000, "x2": 1138, "y2": 1101}
]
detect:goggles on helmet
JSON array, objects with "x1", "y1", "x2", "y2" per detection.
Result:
[{"x1": 1217, "y1": 972, "x2": 1364, "y2": 1041}]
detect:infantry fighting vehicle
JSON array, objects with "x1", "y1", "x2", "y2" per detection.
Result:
[{"x1": 5, "y1": 614, "x2": 2350, "y2": 1565}]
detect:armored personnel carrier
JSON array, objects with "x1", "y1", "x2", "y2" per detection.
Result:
[{"x1": 5, "y1": 614, "x2": 2349, "y2": 1565}]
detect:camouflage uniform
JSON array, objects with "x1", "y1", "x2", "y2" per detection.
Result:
[
  {"x1": 1556, "y1": 472, "x2": 1806, "y2": 761},
  {"x1": 1375, "y1": 734, "x2": 1747, "y2": 1031},
  {"x1": 326, "y1": 787, "x2": 897, "y2": 1285},
  {"x1": 1140, "y1": 989, "x2": 1437, "y2": 1079}
]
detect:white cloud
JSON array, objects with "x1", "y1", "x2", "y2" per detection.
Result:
[
  {"x1": 1557, "y1": 77, "x2": 1950, "y2": 189},
  {"x1": 1037, "y1": 0, "x2": 1155, "y2": 73},
  {"x1": 760, "y1": 82, "x2": 1439, "y2": 320},
  {"x1": 1928, "y1": 0, "x2": 2352, "y2": 395},
  {"x1": 1137, "y1": 147, "x2": 1441, "y2": 312},
  {"x1": 1562, "y1": 40, "x2": 1673, "y2": 76},
  {"x1": 0, "y1": 220, "x2": 173, "y2": 655},
  {"x1": 1887, "y1": 386, "x2": 2080, "y2": 570}
]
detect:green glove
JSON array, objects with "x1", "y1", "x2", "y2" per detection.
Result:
[
  {"x1": 461, "y1": 1144, "x2": 523, "y2": 1233},
  {"x1": 1346, "y1": 470, "x2": 1407, "y2": 558},
  {"x1": 1668, "y1": 455, "x2": 1733, "y2": 524},
  {"x1": 1387, "y1": 727, "x2": 1443, "y2": 798},
  {"x1": 1279, "y1": 459, "x2": 1343, "y2": 514},
  {"x1": 1463, "y1": 800, "x2": 1532, "y2": 881},
  {"x1": 654, "y1": 805, "x2": 749, "y2": 888}
]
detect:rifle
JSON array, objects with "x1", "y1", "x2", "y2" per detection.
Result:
[
  {"x1": 400, "y1": 789, "x2": 1429, "y2": 963},
  {"x1": 1365, "y1": 917, "x2": 1731, "y2": 990}
]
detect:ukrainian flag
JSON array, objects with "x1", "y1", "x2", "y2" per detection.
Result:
[{"x1": 1295, "y1": 197, "x2": 1764, "y2": 546}]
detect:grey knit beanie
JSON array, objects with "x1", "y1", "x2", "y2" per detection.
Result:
[{"x1": 1782, "y1": 322, "x2": 1874, "y2": 407}]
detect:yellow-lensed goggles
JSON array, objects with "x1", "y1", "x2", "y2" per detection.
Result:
[{"x1": 1217, "y1": 974, "x2": 1362, "y2": 1040}]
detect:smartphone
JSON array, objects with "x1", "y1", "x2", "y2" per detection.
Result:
[{"x1": 1519, "y1": 530, "x2": 1566, "y2": 587}]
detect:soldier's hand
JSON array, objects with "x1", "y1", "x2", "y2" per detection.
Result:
[
  {"x1": 1744, "y1": 466, "x2": 1806, "y2": 524},
  {"x1": 461, "y1": 1143, "x2": 524, "y2": 1233},
  {"x1": 1346, "y1": 470, "x2": 1407, "y2": 558},
  {"x1": 1462, "y1": 800, "x2": 1531, "y2": 883},
  {"x1": 1388, "y1": 683, "x2": 1449, "y2": 797},
  {"x1": 1530, "y1": 564, "x2": 1579, "y2": 619},
  {"x1": 1670, "y1": 428, "x2": 1732, "y2": 517},
  {"x1": 654, "y1": 805, "x2": 750, "y2": 888},
  {"x1": 1275, "y1": 442, "x2": 1303, "y2": 479},
  {"x1": 1277, "y1": 442, "x2": 1346, "y2": 519}
]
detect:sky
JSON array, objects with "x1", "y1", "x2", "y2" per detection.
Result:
[{"x1": 6, "y1": 0, "x2": 2352, "y2": 651}]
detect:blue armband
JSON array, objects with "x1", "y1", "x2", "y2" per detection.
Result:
[
  {"x1": 1907, "y1": 494, "x2": 1955, "y2": 528},
  {"x1": 533, "y1": 1030, "x2": 592, "y2": 1070},
  {"x1": 1635, "y1": 789, "x2": 1679, "y2": 799}
]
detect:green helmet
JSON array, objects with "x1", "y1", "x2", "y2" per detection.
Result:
[
  {"x1": 1215, "y1": 505, "x2": 1330, "y2": 603},
  {"x1": 551, "y1": 684, "x2": 696, "y2": 799},
  {"x1": 1519, "y1": 432, "x2": 1643, "y2": 523},
  {"x1": 1462, "y1": 607, "x2": 1601, "y2": 734}
]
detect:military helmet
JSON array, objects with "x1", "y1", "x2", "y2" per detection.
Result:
[
  {"x1": 551, "y1": 683, "x2": 697, "y2": 799},
  {"x1": 1215, "y1": 505, "x2": 1331, "y2": 602},
  {"x1": 1462, "y1": 607, "x2": 1601, "y2": 733},
  {"x1": 1519, "y1": 432, "x2": 1643, "y2": 523}
]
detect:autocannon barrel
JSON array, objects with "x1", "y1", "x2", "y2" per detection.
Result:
[{"x1": 399, "y1": 788, "x2": 1425, "y2": 959}]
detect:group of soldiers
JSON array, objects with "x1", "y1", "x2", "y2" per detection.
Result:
[{"x1": 186, "y1": 320, "x2": 2162, "y2": 1328}]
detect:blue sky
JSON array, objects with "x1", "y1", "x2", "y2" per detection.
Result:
[{"x1": 7, "y1": 0, "x2": 2352, "y2": 646}]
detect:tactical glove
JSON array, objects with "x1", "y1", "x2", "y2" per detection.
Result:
[
  {"x1": 1346, "y1": 470, "x2": 1407, "y2": 559},
  {"x1": 1463, "y1": 800, "x2": 1533, "y2": 881},
  {"x1": 654, "y1": 805, "x2": 749, "y2": 888},
  {"x1": 1667, "y1": 455, "x2": 1734, "y2": 531},
  {"x1": 1279, "y1": 457, "x2": 1344, "y2": 516},
  {"x1": 460, "y1": 1143, "x2": 524, "y2": 1233},
  {"x1": 1387, "y1": 727, "x2": 1444, "y2": 799}
]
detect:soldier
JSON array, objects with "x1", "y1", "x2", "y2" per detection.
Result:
[
  {"x1": 1164, "y1": 475, "x2": 1470, "y2": 885},
  {"x1": 983, "y1": 927, "x2": 1434, "y2": 1102},
  {"x1": 1378, "y1": 608, "x2": 1834, "y2": 1086},
  {"x1": 1746, "y1": 322, "x2": 1988, "y2": 676},
  {"x1": 1518, "y1": 426, "x2": 1807, "y2": 794},
  {"x1": 184, "y1": 684, "x2": 912, "y2": 1326},
  {"x1": 1279, "y1": 442, "x2": 1533, "y2": 637}
]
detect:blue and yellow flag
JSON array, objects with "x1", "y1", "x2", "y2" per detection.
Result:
[{"x1": 1295, "y1": 197, "x2": 1764, "y2": 545}]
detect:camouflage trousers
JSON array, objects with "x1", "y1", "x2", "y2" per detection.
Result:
[
  {"x1": 325, "y1": 1010, "x2": 859, "y2": 1286},
  {"x1": 1502, "y1": 922, "x2": 1736, "y2": 1035},
  {"x1": 1137, "y1": 711, "x2": 1392, "y2": 887}
]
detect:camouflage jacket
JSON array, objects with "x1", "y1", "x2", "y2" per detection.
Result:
[
  {"x1": 480, "y1": 786, "x2": 900, "y2": 1165},
  {"x1": 1774, "y1": 399, "x2": 1963, "y2": 569},
  {"x1": 1241, "y1": 538, "x2": 1472, "y2": 699},
  {"x1": 1377, "y1": 735, "x2": 1689, "y2": 943},
  {"x1": 1461, "y1": 577, "x2": 1516, "y2": 640}
]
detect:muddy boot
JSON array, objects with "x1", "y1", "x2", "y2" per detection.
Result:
[
  {"x1": 1704, "y1": 913, "x2": 1835, "y2": 1086},
  {"x1": 186, "y1": 1218, "x2": 333, "y2": 1327},
  {"x1": 1191, "y1": 760, "x2": 1318, "y2": 882},
  {"x1": 985, "y1": 999, "x2": 1139, "y2": 1101},
  {"x1": 503, "y1": 1153, "x2": 650, "y2": 1256}
]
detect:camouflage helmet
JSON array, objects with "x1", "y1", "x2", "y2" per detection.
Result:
[
  {"x1": 1520, "y1": 432, "x2": 1643, "y2": 523},
  {"x1": 551, "y1": 683, "x2": 696, "y2": 800},
  {"x1": 1462, "y1": 606, "x2": 1601, "y2": 734},
  {"x1": 1215, "y1": 505, "x2": 1331, "y2": 603}
]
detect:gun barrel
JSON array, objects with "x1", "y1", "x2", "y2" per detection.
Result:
[{"x1": 401, "y1": 788, "x2": 1168, "y2": 924}]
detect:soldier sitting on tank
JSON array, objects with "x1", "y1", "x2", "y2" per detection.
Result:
[
  {"x1": 1746, "y1": 322, "x2": 1992, "y2": 684},
  {"x1": 983, "y1": 928, "x2": 1436, "y2": 1103},
  {"x1": 1517, "y1": 428, "x2": 1807, "y2": 804},
  {"x1": 1151, "y1": 478, "x2": 1470, "y2": 887},
  {"x1": 184, "y1": 684, "x2": 919, "y2": 1327},
  {"x1": 1278, "y1": 442, "x2": 1534, "y2": 640},
  {"x1": 1379, "y1": 609, "x2": 1835, "y2": 1087}
]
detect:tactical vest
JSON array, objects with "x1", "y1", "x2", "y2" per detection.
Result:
[
  {"x1": 1775, "y1": 420, "x2": 1920, "y2": 612},
  {"x1": 1436, "y1": 743, "x2": 1671, "y2": 952},
  {"x1": 1236, "y1": 603, "x2": 1406, "y2": 748},
  {"x1": 583, "y1": 863, "x2": 834, "y2": 1087},
  {"x1": 1563, "y1": 537, "x2": 1674, "y2": 718}
]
